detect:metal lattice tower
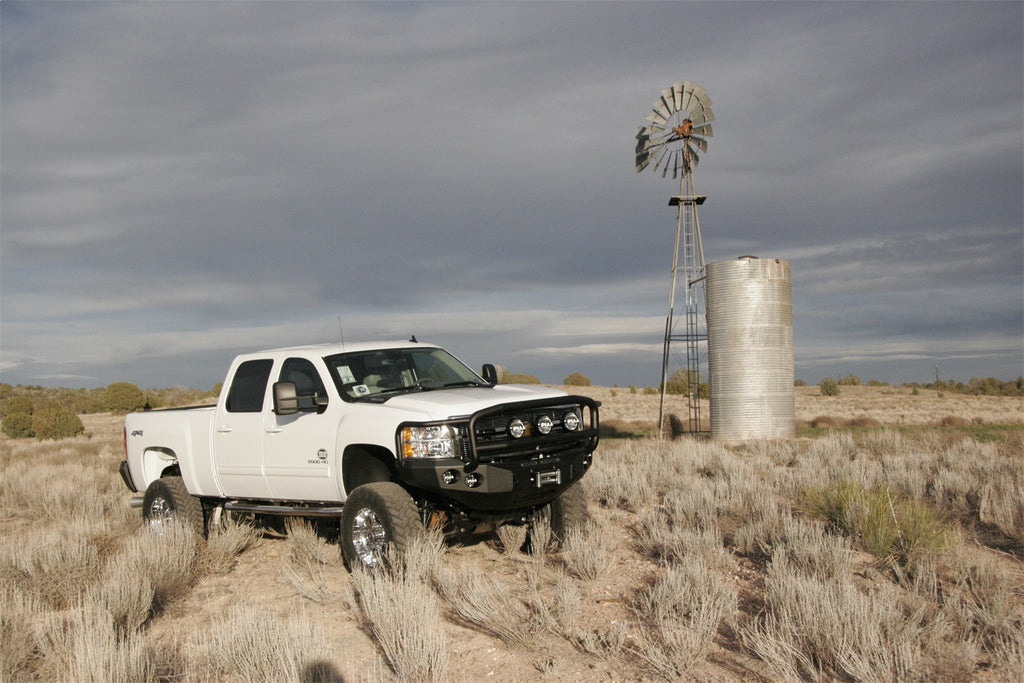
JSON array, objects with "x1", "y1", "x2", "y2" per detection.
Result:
[{"x1": 634, "y1": 81, "x2": 714, "y2": 438}]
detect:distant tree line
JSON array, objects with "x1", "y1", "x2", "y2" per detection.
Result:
[
  {"x1": 0, "y1": 382, "x2": 219, "y2": 439},
  {"x1": 802, "y1": 375, "x2": 1024, "y2": 398}
]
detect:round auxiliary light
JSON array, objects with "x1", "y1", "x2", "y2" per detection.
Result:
[
  {"x1": 464, "y1": 473, "x2": 481, "y2": 488},
  {"x1": 563, "y1": 410, "x2": 581, "y2": 432},
  {"x1": 536, "y1": 415, "x2": 553, "y2": 435},
  {"x1": 441, "y1": 469, "x2": 459, "y2": 485},
  {"x1": 508, "y1": 418, "x2": 526, "y2": 439}
]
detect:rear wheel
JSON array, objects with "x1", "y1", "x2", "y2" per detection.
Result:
[
  {"x1": 340, "y1": 482, "x2": 423, "y2": 570},
  {"x1": 142, "y1": 476, "x2": 205, "y2": 536}
]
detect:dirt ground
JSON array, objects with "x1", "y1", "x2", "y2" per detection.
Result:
[{"x1": 75, "y1": 387, "x2": 1023, "y2": 681}]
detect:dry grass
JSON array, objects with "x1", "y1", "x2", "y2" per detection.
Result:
[{"x1": 2, "y1": 405, "x2": 1022, "y2": 681}]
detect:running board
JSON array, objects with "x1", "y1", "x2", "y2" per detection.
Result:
[{"x1": 222, "y1": 501, "x2": 345, "y2": 517}]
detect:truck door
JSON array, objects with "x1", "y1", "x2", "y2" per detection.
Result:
[
  {"x1": 263, "y1": 357, "x2": 342, "y2": 501},
  {"x1": 214, "y1": 358, "x2": 274, "y2": 499}
]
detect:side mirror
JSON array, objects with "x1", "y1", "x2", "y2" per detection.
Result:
[
  {"x1": 273, "y1": 381, "x2": 300, "y2": 415},
  {"x1": 481, "y1": 364, "x2": 498, "y2": 385}
]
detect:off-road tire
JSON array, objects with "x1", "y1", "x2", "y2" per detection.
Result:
[
  {"x1": 340, "y1": 482, "x2": 423, "y2": 570},
  {"x1": 530, "y1": 482, "x2": 589, "y2": 550},
  {"x1": 142, "y1": 476, "x2": 205, "y2": 536}
]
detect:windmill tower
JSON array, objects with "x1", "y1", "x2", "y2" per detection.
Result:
[{"x1": 635, "y1": 81, "x2": 714, "y2": 437}]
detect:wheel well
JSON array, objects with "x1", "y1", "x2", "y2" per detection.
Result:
[
  {"x1": 142, "y1": 447, "x2": 178, "y2": 485},
  {"x1": 342, "y1": 445, "x2": 397, "y2": 495}
]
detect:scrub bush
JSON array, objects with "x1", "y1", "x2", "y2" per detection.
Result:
[
  {"x1": 31, "y1": 408, "x2": 84, "y2": 440},
  {"x1": 2, "y1": 412, "x2": 34, "y2": 438}
]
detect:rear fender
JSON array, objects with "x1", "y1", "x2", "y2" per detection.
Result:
[{"x1": 141, "y1": 448, "x2": 178, "y2": 487}]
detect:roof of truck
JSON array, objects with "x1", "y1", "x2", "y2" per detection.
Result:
[{"x1": 247, "y1": 340, "x2": 436, "y2": 358}]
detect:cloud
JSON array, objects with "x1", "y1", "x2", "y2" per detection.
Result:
[{"x1": 1, "y1": 1, "x2": 1021, "y2": 389}]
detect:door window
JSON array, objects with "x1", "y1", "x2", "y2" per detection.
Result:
[
  {"x1": 279, "y1": 358, "x2": 328, "y2": 411},
  {"x1": 226, "y1": 359, "x2": 274, "y2": 413}
]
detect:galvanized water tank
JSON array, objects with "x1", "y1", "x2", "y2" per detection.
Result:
[{"x1": 706, "y1": 256, "x2": 794, "y2": 440}]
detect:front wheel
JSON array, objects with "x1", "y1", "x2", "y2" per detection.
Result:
[
  {"x1": 142, "y1": 476, "x2": 205, "y2": 536},
  {"x1": 340, "y1": 482, "x2": 423, "y2": 570},
  {"x1": 530, "y1": 482, "x2": 589, "y2": 550}
]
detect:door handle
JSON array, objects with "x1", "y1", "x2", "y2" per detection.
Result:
[
  {"x1": 265, "y1": 425, "x2": 282, "y2": 434},
  {"x1": 216, "y1": 425, "x2": 233, "y2": 434}
]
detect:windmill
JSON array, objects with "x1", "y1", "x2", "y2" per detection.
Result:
[{"x1": 635, "y1": 81, "x2": 714, "y2": 437}]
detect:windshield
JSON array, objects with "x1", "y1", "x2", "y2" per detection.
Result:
[{"x1": 324, "y1": 347, "x2": 486, "y2": 401}]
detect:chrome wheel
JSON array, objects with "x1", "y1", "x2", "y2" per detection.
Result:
[
  {"x1": 146, "y1": 495, "x2": 175, "y2": 533},
  {"x1": 350, "y1": 507, "x2": 388, "y2": 567}
]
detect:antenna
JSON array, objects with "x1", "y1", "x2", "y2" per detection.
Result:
[
  {"x1": 635, "y1": 81, "x2": 715, "y2": 438},
  {"x1": 337, "y1": 316, "x2": 346, "y2": 352}
]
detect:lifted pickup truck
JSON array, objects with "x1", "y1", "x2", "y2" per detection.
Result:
[{"x1": 120, "y1": 340, "x2": 599, "y2": 568}]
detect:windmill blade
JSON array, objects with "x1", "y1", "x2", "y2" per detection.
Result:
[
  {"x1": 672, "y1": 82, "x2": 684, "y2": 112},
  {"x1": 635, "y1": 153, "x2": 650, "y2": 173},
  {"x1": 689, "y1": 83, "x2": 710, "y2": 106},
  {"x1": 692, "y1": 136, "x2": 708, "y2": 154},
  {"x1": 692, "y1": 123, "x2": 713, "y2": 138},
  {"x1": 635, "y1": 126, "x2": 650, "y2": 150},
  {"x1": 660, "y1": 88, "x2": 676, "y2": 111},
  {"x1": 646, "y1": 109, "x2": 668, "y2": 126},
  {"x1": 680, "y1": 87, "x2": 694, "y2": 116},
  {"x1": 651, "y1": 144, "x2": 671, "y2": 173}
]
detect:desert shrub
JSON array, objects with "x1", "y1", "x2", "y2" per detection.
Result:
[
  {"x1": 2, "y1": 396, "x2": 33, "y2": 417},
  {"x1": 848, "y1": 415, "x2": 881, "y2": 428},
  {"x1": 819, "y1": 377, "x2": 841, "y2": 396},
  {"x1": 839, "y1": 374, "x2": 862, "y2": 386},
  {"x1": 809, "y1": 415, "x2": 839, "y2": 428},
  {"x1": 562, "y1": 519, "x2": 615, "y2": 580},
  {"x1": 31, "y1": 408, "x2": 84, "y2": 440},
  {"x1": 499, "y1": 370, "x2": 540, "y2": 384},
  {"x1": 496, "y1": 523, "x2": 528, "y2": 555},
  {"x1": 742, "y1": 551, "x2": 926, "y2": 680},
  {"x1": 794, "y1": 379, "x2": 807, "y2": 386},
  {"x1": 633, "y1": 559, "x2": 737, "y2": 678},
  {"x1": 800, "y1": 481, "x2": 957, "y2": 564},
  {"x1": 940, "y1": 415, "x2": 969, "y2": 427},
  {"x1": 104, "y1": 382, "x2": 146, "y2": 413},
  {"x1": 1, "y1": 412, "x2": 34, "y2": 438},
  {"x1": 433, "y1": 562, "x2": 535, "y2": 647},
  {"x1": 563, "y1": 372, "x2": 591, "y2": 386},
  {"x1": 34, "y1": 603, "x2": 153, "y2": 682},
  {"x1": 351, "y1": 555, "x2": 448, "y2": 682},
  {"x1": 191, "y1": 603, "x2": 331, "y2": 681}
]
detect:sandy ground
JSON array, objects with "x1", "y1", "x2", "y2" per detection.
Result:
[{"x1": 64, "y1": 390, "x2": 1023, "y2": 681}]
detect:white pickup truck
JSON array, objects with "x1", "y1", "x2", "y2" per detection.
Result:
[{"x1": 120, "y1": 340, "x2": 599, "y2": 568}]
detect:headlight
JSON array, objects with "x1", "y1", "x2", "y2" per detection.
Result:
[
  {"x1": 508, "y1": 418, "x2": 527, "y2": 439},
  {"x1": 400, "y1": 424, "x2": 456, "y2": 458},
  {"x1": 562, "y1": 410, "x2": 581, "y2": 431},
  {"x1": 536, "y1": 414, "x2": 553, "y2": 434}
]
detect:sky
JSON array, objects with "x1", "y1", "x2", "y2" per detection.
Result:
[{"x1": 2, "y1": 1, "x2": 1022, "y2": 391}]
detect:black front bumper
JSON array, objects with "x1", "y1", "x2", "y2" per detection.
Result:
[{"x1": 399, "y1": 447, "x2": 592, "y2": 512}]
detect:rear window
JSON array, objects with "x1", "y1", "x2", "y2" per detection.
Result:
[{"x1": 226, "y1": 359, "x2": 274, "y2": 412}]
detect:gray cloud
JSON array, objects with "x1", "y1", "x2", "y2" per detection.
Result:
[{"x1": 2, "y1": 1, "x2": 1021, "y2": 389}]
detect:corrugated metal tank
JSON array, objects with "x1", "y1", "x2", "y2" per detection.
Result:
[{"x1": 706, "y1": 256, "x2": 794, "y2": 440}]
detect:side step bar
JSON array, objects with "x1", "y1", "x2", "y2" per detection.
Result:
[
  {"x1": 129, "y1": 496, "x2": 344, "y2": 517},
  {"x1": 222, "y1": 501, "x2": 345, "y2": 517}
]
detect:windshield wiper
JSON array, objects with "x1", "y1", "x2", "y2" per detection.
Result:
[{"x1": 442, "y1": 381, "x2": 485, "y2": 388}]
